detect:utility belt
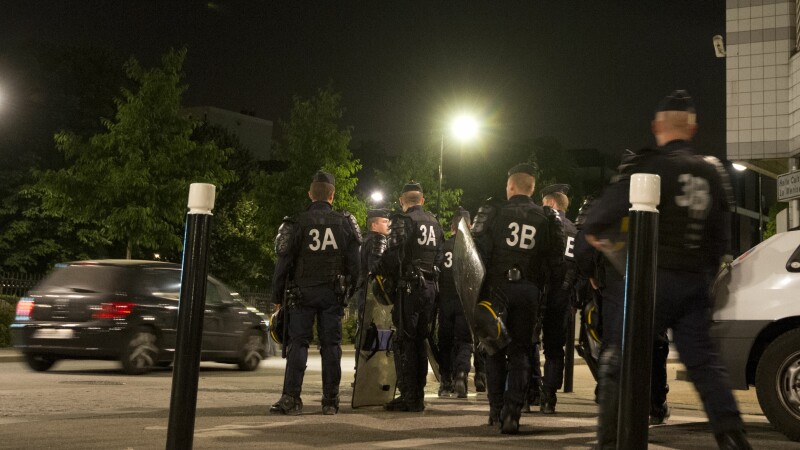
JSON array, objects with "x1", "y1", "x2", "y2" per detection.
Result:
[
  {"x1": 398, "y1": 266, "x2": 439, "y2": 294},
  {"x1": 286, "y1": 274, "x2": 350, "y2": 306},
  {"x1": 403, "y1": 267, "x2": 438, "y2": 282},
  {"x1": 490, "y1": 267, "x2": 532, "y2": 284}
]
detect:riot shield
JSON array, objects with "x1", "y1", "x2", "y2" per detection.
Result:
[
  {"x1": 425, "y1": 307, "x2": 442, "y2": 382},
  {"x1": 452, "y1": 217, "x2": 486, "y2": 338},
  {"x1": 352, "y1": 278, "x2": 397, "y2": 408}
]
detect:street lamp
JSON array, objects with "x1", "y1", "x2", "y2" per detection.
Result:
[
  {"x1": 438, "y1": 113, "x2": 480, "y2": 217},
  {"x1": 370, "y1": 191, "x2": 384, "y2": 204}
]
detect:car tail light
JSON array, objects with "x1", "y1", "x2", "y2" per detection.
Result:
[
  {"x1": 92, "y1": 302, "x2": 136, "y2": 319},
  {"x1": 15, "y1": 299, "x2": 34, "y2": 321}
]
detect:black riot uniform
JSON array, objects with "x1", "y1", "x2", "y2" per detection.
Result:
[
  {"x1": 436, "y1": 210, "x2": 473, "y2": 398},
  {"x1": 269, "y1": 171, "x2": 361, "y2": 416},
  {"x1": 473, "y1": 164, "x2": 565, "y2": 434},
  {"x1": 379, "y1": 182, "x2": 444, "y2": 412},
  {"x1": 584, "y1": 91, "x2": 750, "y2": 449},
  {"x1": 535, "y1": 184, "x2": 578, "y2": 414},
  {"x1": 355, "y1": 210, "x2": 390, "y2": 318}
]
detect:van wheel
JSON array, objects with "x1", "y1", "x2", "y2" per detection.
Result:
[
  {"x1": 121, "y1": 327, "x2": 159, "y2": 375},
  {"x1": 24, "y1": 353, "x2": 57, "y2": 372},
  {"x1": 756, "y1": 328, "x2": 800, "y2": 441},
  {"x1": 237, "y1": 329, "x2": 265, "y2": 371}
]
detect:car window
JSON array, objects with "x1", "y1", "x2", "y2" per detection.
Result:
[
  {"x1": 146, "y1": 268, "x2": 182, "y2": 300},
  {"x1": 206, "y1": 280, "x2": 223, "y2": 305},
  {"x1": 36, "y1": 265, "x2": 131, "y2": 293}
]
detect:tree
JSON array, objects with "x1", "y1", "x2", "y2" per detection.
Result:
[
  {"x1": 527, "y1": 137, "x2": 585, "y2": 217},
  {"x1": 252, "y1": 87, "x2": 365, "y2": 262},
  {"x1": 192, "y1": 122, "x2": 269, "y2": 287},
  {"x1": 36, "y1": 48, "x2": 234, "y2": 259},
  {"x1": 0, "y1": 43, "x2": 128, "y2": 272},
  {"x1": 373, "y1": 145, "x2": 463, "y2": 230}
]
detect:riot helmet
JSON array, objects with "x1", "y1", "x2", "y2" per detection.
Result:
[
  {"x1": 473, "y1": 300, "x2": 511, "y2": 355},
  {"x1": 269, "y1": 308, "x2": 285, "y2": 345}
]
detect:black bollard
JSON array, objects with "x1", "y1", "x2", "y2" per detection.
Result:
[
  {"x1": 617, "y1": 174, "x2": 660, "y2": 450},
  {"x1": 563, "y1": 306, "x2": 576, "y2": 393},
  {"x1": 166, "y1": 183, "x2": 216, "y2": 450}
]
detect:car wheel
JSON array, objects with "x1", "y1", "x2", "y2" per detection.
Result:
[
  {"x1": 756, "y1": 328, "x2": 800, "y2": 441},
  {"x1": 121, "y1": 327, "x2": 159, "y2": 375},
  {"x1": 156, "y1": 360, "x2": 173, "y2": 368},
  {"x1": 24, "y1": 353, "x2": 57, "y2": 372},
  {"x1": 237, "y1": 329, "x2": 265, "y2": 371}
]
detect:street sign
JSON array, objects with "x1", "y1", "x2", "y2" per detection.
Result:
[{"x1": 778, "y1": 171, "x2": 800, "y2": 202}]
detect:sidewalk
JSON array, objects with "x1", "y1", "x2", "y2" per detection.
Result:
[{"x1": 0, "y1": 347, "x2": 22, "y2": 363}]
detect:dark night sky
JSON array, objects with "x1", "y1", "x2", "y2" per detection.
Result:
[{"x1": 1, "y1": 1, "x2": 726, "y2": 163}]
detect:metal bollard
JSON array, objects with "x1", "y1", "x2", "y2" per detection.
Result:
[
  {"x1": 617, "y1": 174, "x2": 660, "y2": 450},
  {"x1": 166, "y1": 183, "x2": 216, "y2": 450}
]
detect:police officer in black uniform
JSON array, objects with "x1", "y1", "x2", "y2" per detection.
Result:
[
  {"x1": 355, "y1": 209, "x2": 390, "y2": 318},
  {"x1": 536, "y1": 184, "x2": 578, "y2": 414},
  {"x1": 269, "y1": 170, "x2": 361, "y2": 416},
  {"x1": 584, "y1": 91, "x2": 751, "y2": 449},
  {"x1": 472, "y1": 164, "x2": 565, "y2": 434},
  {"x1": 380, "y1": 182, "x2": 444, "y2": 412},
  {"x1": 437, "y1": 208, "x2": 473, "y2": 398}
]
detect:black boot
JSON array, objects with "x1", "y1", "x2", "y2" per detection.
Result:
[
  {"x1": 649, "y1": 401, "x2": 670, "y2": 425},
  {"x1": 499, "y1": 404, "x2": 521, "y2": 435},
  {"x1": 474, "y1": 372, "x2": 487, "y2": 393},
  {"x1": 438, "y1": 379, "x2": 454, "y2": 397},
  {"x1": 322, "y1": 396, "x2": 339, "y2": 415},
  {"x1": 487, "y1": 407, "x2": 501, "y2": 427},
  {"x1": 269, "y1": 394, "x2": 303, "y2": 415},
  {"x1": 540, "y1": 390, "x2": 557, "y2": 414},
  {"x1": 454, "y1": 371, "x2": 468, "y2": 398},
  {"x1": 530, "y1": 378, "x2": 542, "y2": 406},
  {"x1": 714, "y1": 430, "x2": 752, "y2": 450},
  {"x1": 597, "y1": 348, "x2": 621, "y2": 449},
  {"x1": 404, "y1": 396, "x2": 426, "y2": 412},
  {"x1": 384, "y1": 395, "x2": 408, "y2": 411}
]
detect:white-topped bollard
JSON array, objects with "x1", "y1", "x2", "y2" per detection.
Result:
[
  {"x1": 187, "y1": 183, "x2": 216, "y2": 215},
  {"x1": 618, "y1": 173, "x2": 660, "y2": 450},
  {"x1": 167, "y1": 183, "x2": 217, "y2": 450},
  {"x1": 629, "y1": 174, "x2": 660, "y2": 212}
]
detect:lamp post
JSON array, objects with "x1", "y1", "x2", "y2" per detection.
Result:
[{"x1": 437, "y1": 114, "x2": 479, "y2": 217}]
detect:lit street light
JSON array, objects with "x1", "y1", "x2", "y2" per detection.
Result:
[
  {"x1": 370, "y1": 191, "x2": 384, "y2": 204},
  {"x1": 438, "y1": 113, "x2": 480, "y2": 217}
]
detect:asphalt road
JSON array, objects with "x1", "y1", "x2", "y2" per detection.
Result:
[{"x1": 0, "y1": 351, "x2": 794, "y2": 449}]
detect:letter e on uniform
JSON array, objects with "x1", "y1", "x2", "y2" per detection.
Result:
[{"x1": 565, "y1": 236, "x2": 575, "y2": 258}]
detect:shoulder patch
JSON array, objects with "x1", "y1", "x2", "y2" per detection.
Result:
[
  {"x1": 274, "y1": 216, "x2": 297, "y2": 256},
  {"x1": 344, "y1": 212, "x2": 362, "y2": 243}
]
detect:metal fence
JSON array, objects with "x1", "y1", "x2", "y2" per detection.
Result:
[
  {"x1": 234, "y1": 286, "x2": 273, "y2": 312},
  {"x1": 0, "y1": 272, "x2": 43, "y2": 297}
]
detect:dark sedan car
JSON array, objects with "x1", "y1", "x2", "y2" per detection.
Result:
[{"x1": 11, "y1": 260, "x2": 268, "y2": 374}]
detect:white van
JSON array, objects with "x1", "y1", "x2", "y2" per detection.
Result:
[{"x1": 711, "y1": 230, "x2": 800, "y2": 441}]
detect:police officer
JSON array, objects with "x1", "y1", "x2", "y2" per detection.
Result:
[
  {"x1": 380, "y1": 182, "x2": 444, "y2": 412},
  {"x1": 535, "y1": 184, "x2": 577, "y2": 414},
  {"x1": 355, "y1": 209, "x2": 390, "y2": 318},
  {"x1": 584, "y1": 90, "x2": 751, "y2": 449},
  {"x1": 269, "y1": 170, "x2": 361, "y2": 416},
  {"x1": 472, "y1": 164, "x2": 565, "y2": 434},
  {"x1": 437, "y1": 208, "x2": 473, "y2": 398}
]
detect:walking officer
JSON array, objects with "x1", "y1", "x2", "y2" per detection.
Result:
[
  {"x1": 379, "y1": 182, "x2": 444, "y2": 412},
  {"x1": 472, "y1": 164, "x2": 565, "y2": 433},
  {"x1": 437, "y1": 208, "x2": 473, "y2": 398},
  {"x1": 584, "y1": 90, "x2": 751, "y2": 449},
  {"x1": 269, "y1": 170, "x2": 361, "y2": 416},
  {"x1": 537, "y1": 183, "x2": 578, "y2": 414}
]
